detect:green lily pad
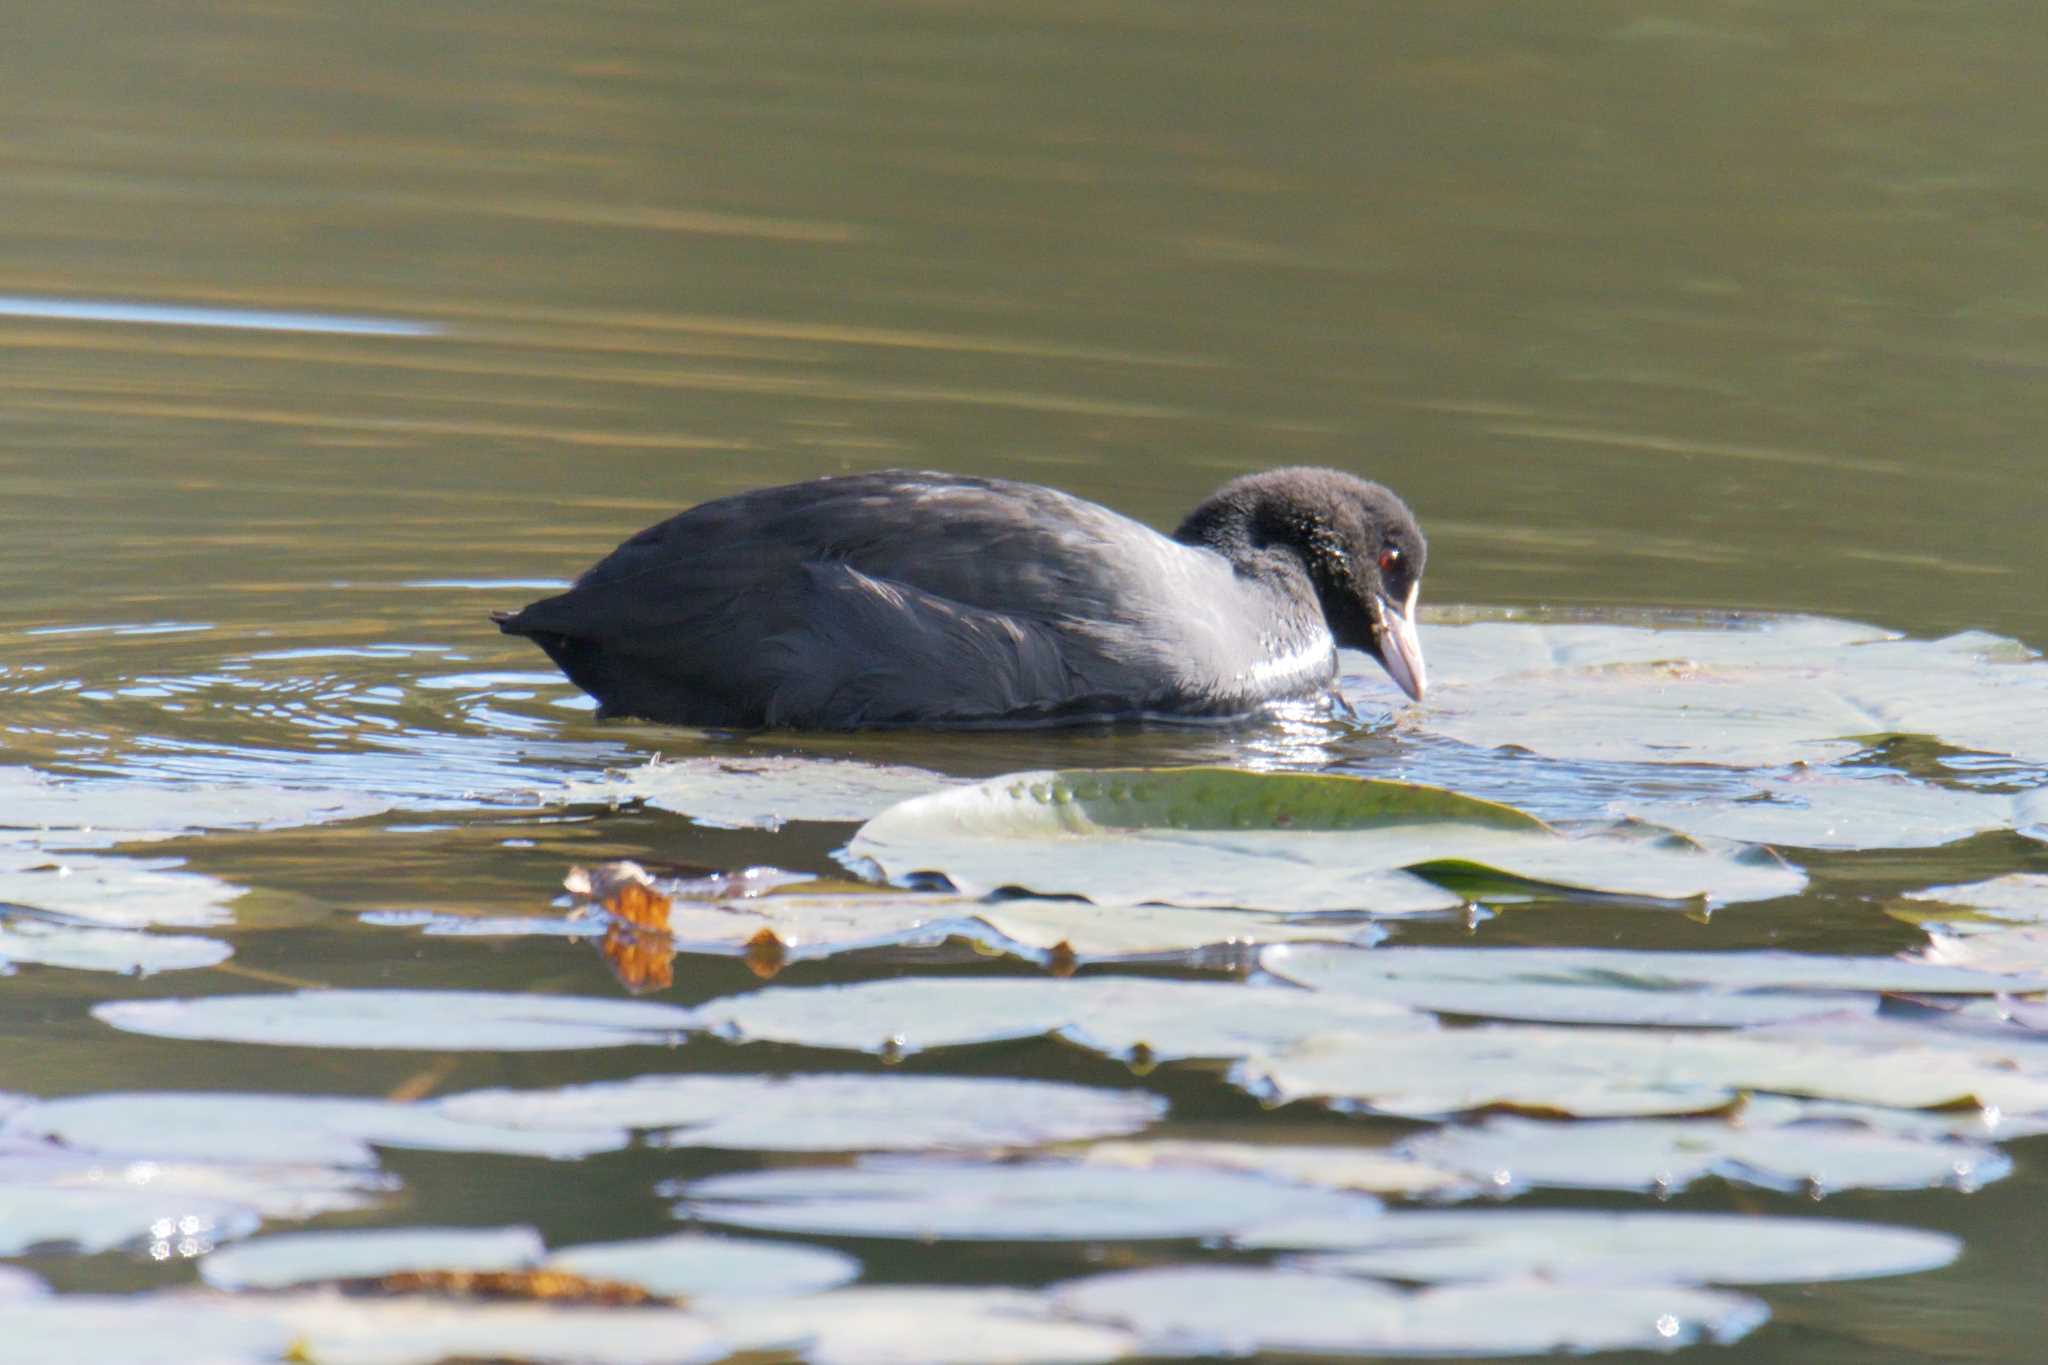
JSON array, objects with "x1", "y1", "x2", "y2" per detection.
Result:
[
  {"x1": 1258, "y1": 943, "x2": 2047, "y2": 1028},
  {"x1": 849, "y1": 768, "x2": 1803, "y2": 912},
  {"x1": 1246, "y1": 1209, "x2": 1960, "y2": 1285},
  {"x1": 1049, "y1": 1266, "x2": 1766, "y2": 1355},
  {"x1": 694, "y1": 975, "x2": 1430, "y2": 1061},
  {"x1": 93, "y1": 990, "x2": 697, "y2": 1052},
  {"x1": 675, "y1": 1157, "x2": 1383, "y2": 1241},
  {"x1": 560, "y1": 754, "x2": 960, "y2": 829},
  {"x1": 1393, "y1": 1110, "x2": 2008, "y2": 1195},
  {"x1": 435, "y1": 1073, "x2": 1164, "y2": 1152}
]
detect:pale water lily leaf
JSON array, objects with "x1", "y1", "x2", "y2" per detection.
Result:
[
  {"x1": 543, "y1": 1232, "x2": 860, "y2": 1301},
  {"x1": 200, "y1": 1225, "x2": 547, "y2": 1290},
  {"x1": 701, "y1": 1287, "x2": 1135, "y2": 1365},
  {"x1": 1258, "y1": 943, "x2": 2048, "y2": 1028},
  {"x1": 849, "y1": 768, "x2": 1803, "y2": 912},
  {"x1": 1616, "y1": 769, "x2": 2048, "y2": 851},
  {"x1": 93, "y1": 990, "x2": 697, "y2": 1052},
  {"x1": 694, "y1": 975, "x2": 1431, "y2": 1061},
  {"x1": 436, "y1": 1073, "x2": 1164, "y2": 1152},
  {"x1": 0, "y1": 766, "x2": 400, "y2": 845},
  {"x1": 1897, "y1": 873, "x2": 2048, "y2": 932},
  {"x1": 4, "y1": 1091, "x2": 630, "y2": 1165},
  {"x1": 676, "y1": 1156, "x2": 1382, "y2": 1241},
  {"x1": 1078, "y1": 1139, "x2": 1470, "y2": 1198},
  {"x1": 1394, "y1": 1110, "x2": 2008, "y2": 1195},
  {"x1": 560, "y1": 754, "x2": 958, "y2": 829},
  {"x1": 0, "y1": 848, "x2": 245, "y2": 929},
  {"x1": 1049, "y1": 1266, "x2": 1766, "y2": 1356},
  {"x1": 1413, "y1": 614, "x2": 2048, "y2": 769},
  {"x1": 1240, "y1": 1020, "x2": 2048, "y2": 1119},
  {"x1": 1247, "y1": 1209, "x2": 1960, "y2": 1285},
  {"x1": 0, "y1": 915, "x2": 230, "y2": 976},
  {"x1": 1917, "y1": 926, "x2": 2048, "y2": 977}
]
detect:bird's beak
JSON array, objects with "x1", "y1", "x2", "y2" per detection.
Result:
[{"x1": 1370, "y1": 582, "x2": 1427, "y2": 701}]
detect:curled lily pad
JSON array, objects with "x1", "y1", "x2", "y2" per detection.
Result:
[
  {"x1": 560, "y1": 754, "x2": 959, "y2": 829},
  {"x1": 1258, "y1": 943, "x2": 2047, "y2": 1028},
  {"x1": 435, "y1": 1073, "x2": 1164, "y2": 1152},
  {"x1": 93, "y1": 990, "x2": 697, "y2": 1052},
  {"x1": 1049, "y1": 1266, "x2": 1766, "y2": 1356},
  {"x1": 675, "y1": 1156, "x2": 1382, "y2": 1241},
  {"x1": 849, "y1": 768, "x2": 1803, "y2": 913},
  {"x1": 1246, "y1": 1209, "x2": 1960, "y2": 1285}
]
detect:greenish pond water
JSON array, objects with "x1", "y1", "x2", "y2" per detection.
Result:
[{"x1": 2, "y1": 2, "x2": 2046, "y2": 1361}]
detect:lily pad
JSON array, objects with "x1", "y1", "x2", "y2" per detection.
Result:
[
  {"x1": 1413, "y1": 614, "x2": 2048, "y2": 769},
  {"x1": 693, "y1": 975, "x2": 1430, "y2": 1061},
  {"x1": 1618, "y1": 769, "x2": 2048, "y2": 851},
  {"x1": 0, "y1": 848, "x2": 245, "y2": 929},
  {"x1": 676, "y1": 1156, "x2": 1382, "y2": 1241},
  {"x1": 849, "y1": 768, "x2": 1803, "y2": 913},
  {"x1": 201, "y1": 1225, "x2": 547, "y2": 1291},
  {"x1": 93, "y1": 990, "x2": 697, "y2": 1052},
  {"x1": 1258, "y1": 943, "x2": 2047, "y2": 1028},
  {"x1": 4, "y1": 1091, "x2": 631, "y2": 1165},
  {"x1": 435, "y1": 1073, "x2": 1165, "y2": 1152},
  {"x1": 0, "y1": 915, "x2": 230, "y2": 976},
  {"x1": 700, "y1": 1287, "x2": 1134, "y2": 1365},
  {"x1": 1049, "y1": 1266, "x2": 1766, "y2": 1356},
  {"x1": 1078, "y1": 1139, "x2": 1470, "y2": 1198},
  {"x1": 1393, "y1": 1110, "x2": 2008, "y2": 1195},
  {"x1": 560, "y1": 754, "x2": 959, "y2": 829},
  {"x1": 1897, "y1": 874, "x2": 2048, "y2": 932},
  {"x1": 1246, "y1": 1209, "x2": 1960, "y2": 1285},
  {"x1": 1239, "y1": 1020, "x2": 2048, "y2": 1119},
  {"x1": 544, "y1": 1232, "x2": 860, "y2": 1300}
]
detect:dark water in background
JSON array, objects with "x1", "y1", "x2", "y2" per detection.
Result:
[{"x1": 3, "y1": 2, "x2": 2047, "y2": 1359}]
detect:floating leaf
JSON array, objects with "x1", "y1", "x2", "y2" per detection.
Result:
[
  {"x1": 200, "y1": 1225, "x2": 547, "y2": 1291},
  {"x1": 544, "y1": 1232, "x2": 859, "y2": 1301},
  {"x1": 0, "y1": 848, "x2": 244, "y2": 929},
  {"x1": 700, "y1": 1287, "x2": 1134, "y2": 1365},
  {"x1": 1240, "y1": 1020, "x2": 2048, "y2": 1119},
  {"x1": 437, "y1": 1073, "x2": 1163, "y2": 1152},
  {"x1": 560, "y1": 754, "x2": 958, "y2": 829},
  {"x1": 1049, "y1": 1266, "x2": 1766, "y2": 1355},
  {"x1": 0, "y1": 914, "x2": 230, "y2": 976},
  {"x1": 693, "y1": 975, "x2": 1430, "y2": 1061},
  {"x1": 849, "y1": 768, "x2": 1803, "y2": 913},
  {"x1": 1414, "y1": 615, "x2": 2048, "y2": 769},
  {"x1": 1258, "y1": 943, "x2": 2047, "y2": 1028},
  {"x1": 1394, "y1": 1110, "x2": 2008, "y2": 1195},
  {"x1": 1616, "y1": 769, "x2": 2048, "y2": 851},
  {"x1": 1896, "y1": 874, "x2": 2048, "y2": 932},
  {"x1": 676, "y1": 1157, "x2": 1382, "y2": 1241},
  {"x1": 1246, "y1": 1209, "x2": 1960, "y2": 1285},
  {"x1": 93, "y1": 990, "x2": 697, "y2": 1052},
  {"x1": 1078, "y1": 1139, "x2": 1469, "y2": 1198},
  {"x1": 4, "y1": 1091, "x2": 630, "y2": 1165}
]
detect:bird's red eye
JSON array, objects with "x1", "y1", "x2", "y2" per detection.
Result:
[{"x1": 1378, "y1": 548, "x2": 1401, "y2": 572}]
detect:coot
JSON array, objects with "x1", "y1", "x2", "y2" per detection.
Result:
[{"x1": 495, "y1": 467, "x2": 1426, "y2": 729}]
